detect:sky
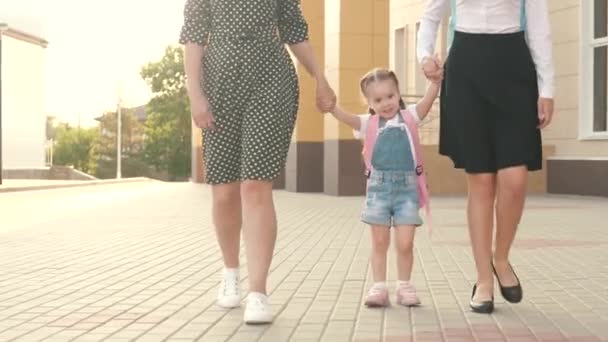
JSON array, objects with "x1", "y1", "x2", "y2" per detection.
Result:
[{"x1": 1, "y1": 0, "x2": 187, "y2": 127}]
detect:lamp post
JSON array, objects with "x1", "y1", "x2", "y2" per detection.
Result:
[
  {"x1": 116, "y1": 98, "x2": 122, "y2": 179},
  {"x1": 116, "y1": 81, "x2": 123, "y2": 180}
]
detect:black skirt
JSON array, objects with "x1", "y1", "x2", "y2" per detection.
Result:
[{"x1": 439, "y1": 30, "x2": 542, "y2": 173}]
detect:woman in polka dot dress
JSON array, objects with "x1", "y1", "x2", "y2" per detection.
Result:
[{"x1": 180, "y1": 0, "x2": 335, "y2": 324}]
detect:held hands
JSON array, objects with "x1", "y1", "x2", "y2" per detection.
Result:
[
  {"x1": 316, "y1": 78, "x2": 336, "y2": 113},
  {"x1": 537, "y1": 97, "x2": 554, "y2": 129},
  {"x1": 191, "y1": 95, "x2": 216, "y2": 131},
  {"x1": 422, "y1": 54, "x2": 444, "y2": 84}
]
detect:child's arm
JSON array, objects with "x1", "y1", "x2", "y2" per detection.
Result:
[
  {"x1": 329, "y1": 106, "x2": 362, "y2": 131},
  {"x1": 415, "y1": 81, "x2": 440, "y2": 121}
]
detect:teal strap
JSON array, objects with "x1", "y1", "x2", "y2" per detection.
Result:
[
  {"x1": 520, "y1": 0, "x2": 527, "y2": 31},
  {"x1": 447, "y1": 0, "x2": 456, "y2": 48}
]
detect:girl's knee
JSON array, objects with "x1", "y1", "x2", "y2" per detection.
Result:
[
  {"x1": 371, "y1": 228, "x2": 391, "y2": 253},
  {"x1": 395, "y1": 238, "x2": 414, "y2": 254},
  {"x1": 394, "y1": 225, "x2": 415, "y2": 254},
  {"x1": 373, "y1": 240, "x2": 390, "y2": 254}
]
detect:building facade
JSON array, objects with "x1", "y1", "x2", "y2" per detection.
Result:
[
  {"x1": 0, "y1": 24, "x2": 48, "y2": 176},
  {"x1": 390, "y1": 1, "x2": 607, "y2": 196}
]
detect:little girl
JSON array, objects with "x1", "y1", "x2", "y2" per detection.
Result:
[{"x1": 329, "y1": 68, "x2": 439, "y2": 307}]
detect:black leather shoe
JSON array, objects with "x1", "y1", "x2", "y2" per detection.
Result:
[
  {"x1": 492, "y1": 262, "x2": 523, "y2": 303},
  {"x1": 470, "y1": 284, "x2": 494, "y2": 314}
]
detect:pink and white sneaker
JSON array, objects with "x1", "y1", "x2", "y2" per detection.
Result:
[
  {"x1": 396, "y1": 281, "x2": 421, "y2": 306},
  {"x1": 364, "y1": 284, "x2": 390, "y2": 307}
]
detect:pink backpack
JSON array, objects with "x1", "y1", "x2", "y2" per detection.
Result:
[{"x1": 362, "y1": 110, "x2": 432, "y2": 233}]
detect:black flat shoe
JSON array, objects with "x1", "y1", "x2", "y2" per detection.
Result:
[
  {"x1": 492, "y1": 262, "x2": 523, "y2": 303},
  {"x1": 470, "y1": 284, "x2": 494, "y2": 314}
]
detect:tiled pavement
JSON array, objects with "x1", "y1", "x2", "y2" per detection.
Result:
[
  {"x1": 0, "y1": 178, "x2": 153, "y2": 193},
  {"x1": 0, "y1": 181, "x2": 607, "y2": 342}
]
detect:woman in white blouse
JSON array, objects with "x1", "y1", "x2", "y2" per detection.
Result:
[{"x1": 417, "y1": 0, "x2": 554, "y2": 314}]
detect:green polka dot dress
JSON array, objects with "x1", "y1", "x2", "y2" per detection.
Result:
[{"x1": 179, "y1": 0, "x2": 309, "y2": 185}]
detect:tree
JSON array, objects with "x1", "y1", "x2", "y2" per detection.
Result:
[
  {"x1": 140, "y1": 45, "x2": 191, "y2": 181},
  {"x1": 53, "y1": 124, "x2": 100, "y2": 174},
  {"x1": 94, "y1": 109, "x2": 148, "y2": 179}
]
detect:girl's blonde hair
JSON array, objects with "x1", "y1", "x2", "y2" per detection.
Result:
[{"x1": 359, "y1": 68, "x2": 406, "y2": 115}]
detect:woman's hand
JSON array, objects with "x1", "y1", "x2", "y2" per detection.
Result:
[
  {"x1": 316, "y1": 78, "x2": 336, "y2": 113},
  {"x1": 422, "y1": 54, "x2": 443, "y2": 83},
  {"x1": 190, "y1": 95, "x2": 216, "y2": 130},
  {"x1": 537, "y1": 97, "x2": 554, "y2": 129}
]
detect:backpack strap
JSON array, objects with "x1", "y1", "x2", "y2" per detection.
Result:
[
  {"x1": 520, "y1": 0, "x2": 527, "y2": 32},
  {"x1": 363, "y1": 115, "x2": 380, "y2": 174},
  {"x1": 447, "y1": 0, "x2": 457, "y2": 48}
]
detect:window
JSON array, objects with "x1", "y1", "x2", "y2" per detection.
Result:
[
  {"x1": 394, "y1": 27, "x2": 407, "y2": 92},
  {"x1": 581, "y1": 0, "x2": 608, "y2": 139}
]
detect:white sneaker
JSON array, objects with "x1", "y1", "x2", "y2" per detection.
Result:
[
  {"x1": 216, "y1": 269, "x2": 241, "y2": 308},
  {"x1": 244, "y1": 292, "x2": 273, "y2": 324}
]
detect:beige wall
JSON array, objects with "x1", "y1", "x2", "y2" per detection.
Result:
[
  {"x1": 292, "y1": 0, "x2": 325, "y2": 143},
  {"x1": 325, "y1": 0, "x2": 390, "y2": 141},
  {"x1": 389, "y1": 0, "x2": 608, "y2": 159},
  {"x1": 546, "y1": 1, "x2": 608, "y2": 158}
]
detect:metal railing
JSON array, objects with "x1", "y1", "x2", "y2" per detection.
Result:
[
  {"x1": 402, "y1": 94, "x2": 440, "y2": 126},
  {"x1": 402, "y1": 93, "x2": 441, "y2": 145}
]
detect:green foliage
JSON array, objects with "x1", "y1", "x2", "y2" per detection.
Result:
[
  {"x1": 53, "y1": 124, "x2": 100, "y2": 174},
  {"x1": 140, "y1": 45, "x2": 191, "y2": 181}
]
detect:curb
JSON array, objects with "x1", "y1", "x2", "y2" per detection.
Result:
[{"x1": 0, "y1": 177, "x2": 157, "y2": 193}]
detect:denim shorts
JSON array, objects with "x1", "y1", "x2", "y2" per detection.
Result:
[{"x1": 361, "y1": 170, "x2": 423, "y2": 227}]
